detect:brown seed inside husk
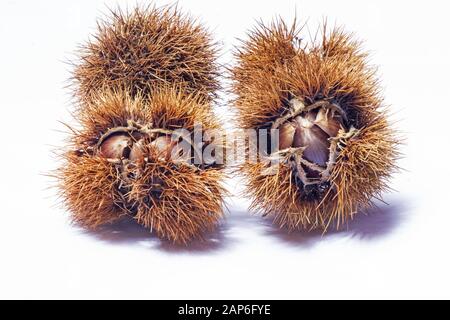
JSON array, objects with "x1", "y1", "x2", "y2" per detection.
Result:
[
  {"x1": 98, "y1": 133, "x2": 132, "y2": 160},
  {"x1": 278, "y1": 107, "x2": 345, "y2": 169}
]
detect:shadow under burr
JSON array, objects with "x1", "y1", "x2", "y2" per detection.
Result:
[{"x1": 261, "y1": 195, "x2": 412, "y2": 248}]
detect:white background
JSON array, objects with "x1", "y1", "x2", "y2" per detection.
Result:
[{"x1": 0, "y1": 0, "x2": 449, "y2": 299}]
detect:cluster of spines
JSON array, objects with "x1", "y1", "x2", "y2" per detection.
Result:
[
  {"x1": 59, "y1": 5, "x2": 225, "y2": 243},
  {"x1": 232, "y1": 19, "x2": 399, "y2": 231},
  {"x1": 73, "y1": 4, "x2": 220, "y2": 103},
  {"x1": 60, "y1": 88, "x2": 226, "y2": 243}
]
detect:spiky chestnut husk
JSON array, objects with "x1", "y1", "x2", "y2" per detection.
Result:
[
  {"x1": 58, "y1": 87, "x2": 226, "y2": 243},
  {"x1": 73, "y1": 5, "x2": 220, "y2": 103},
  {"x1": 231, "y1": 20, "x2": 399, "y2": 230}
]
